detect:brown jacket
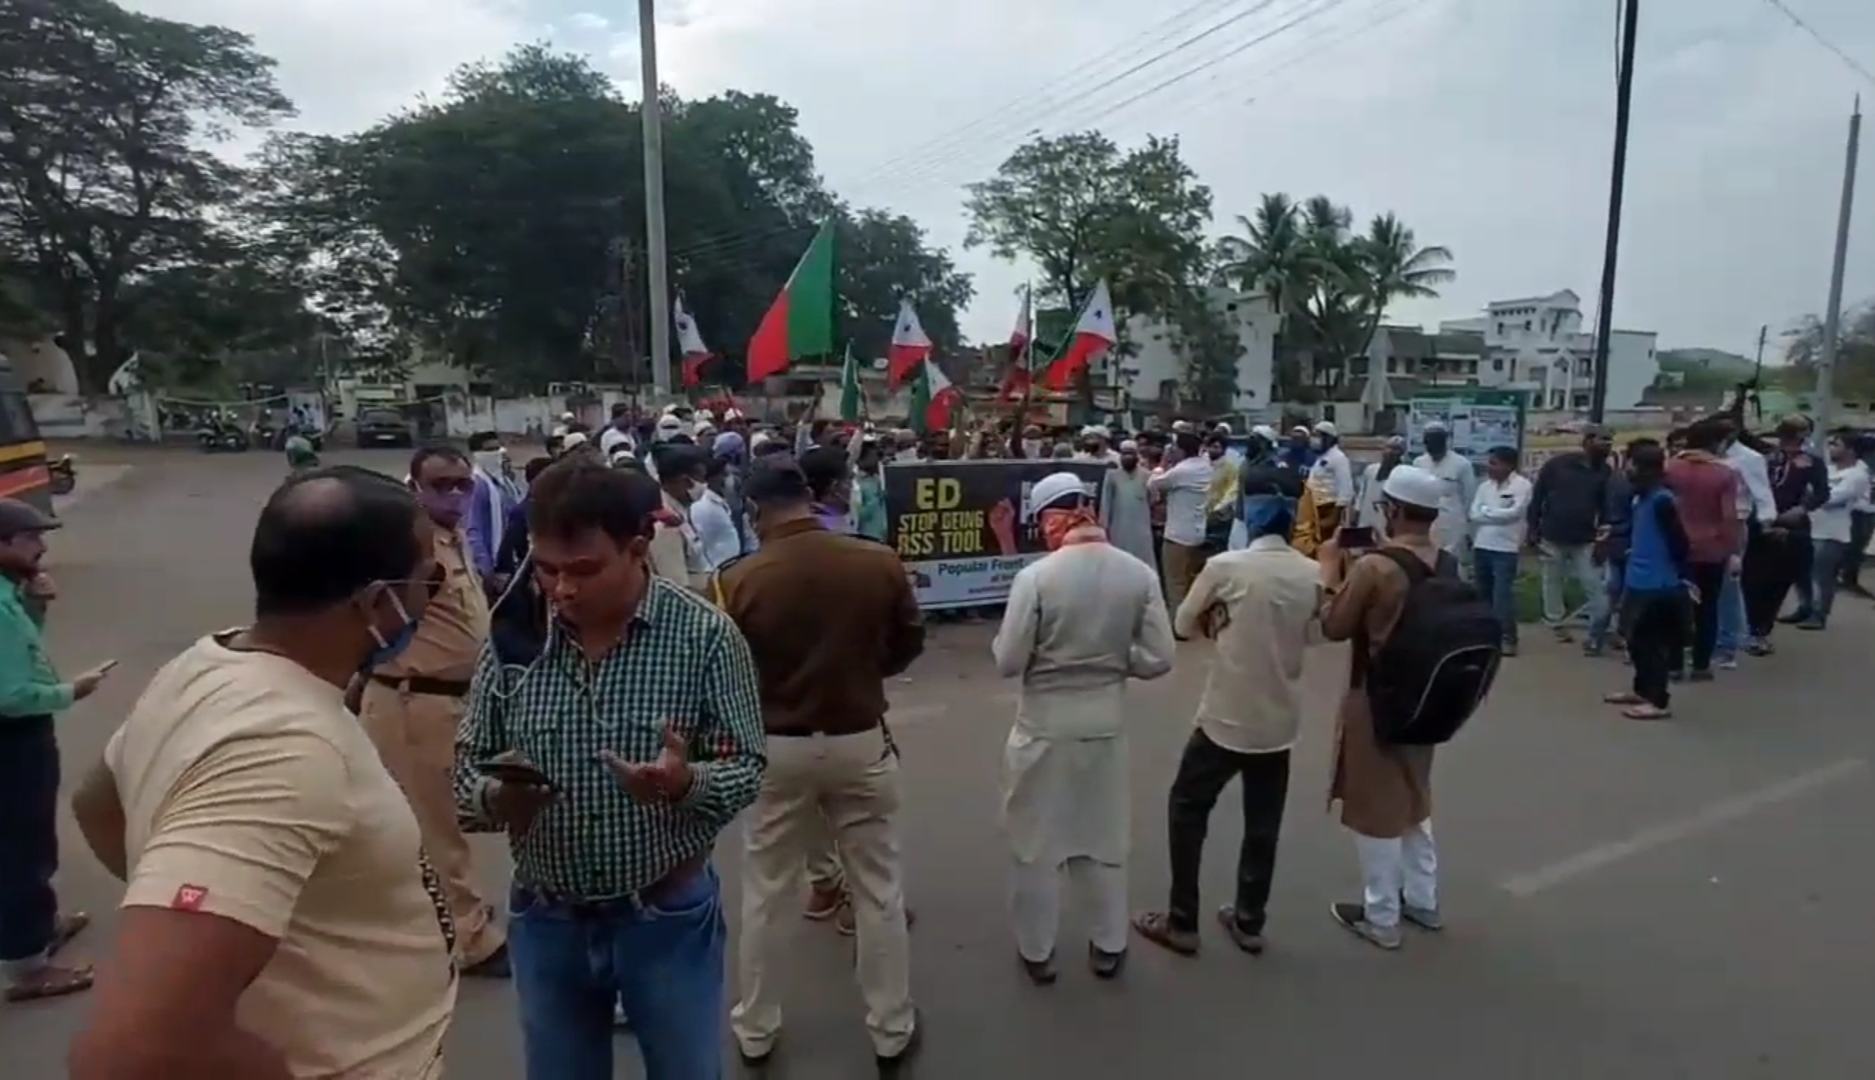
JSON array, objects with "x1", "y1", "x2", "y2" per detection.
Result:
[
  {"x1": 1321, "y1": 538, "x2": 1438, "y2": 838},
  {"x1": 718, "y1": 518, "x2": 925, "y2": 736}
]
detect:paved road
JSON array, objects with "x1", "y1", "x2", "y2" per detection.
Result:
[{"x1": 5, "y1": 447, "x2": 1874, "y2": 1078}]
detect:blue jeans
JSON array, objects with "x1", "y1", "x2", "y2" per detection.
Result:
[
  {"x1": 1472, "y1": 548, "x2": 1520, "y2": 644},
  {"x1": 509, "y1": 867, "x2": 727, "y2": 1080},
  {"x1": 1813, "y1": 539, "x2": 1851, "y2": 624},
  {"x1": 1587, "y1": 559, "x2": 1625, "y2": 648},
  {"x1": 0, "y1": 716, "x2": 60, "y2": 973}
]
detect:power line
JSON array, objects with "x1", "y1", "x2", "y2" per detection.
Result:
[
  {"x1": 665, "y1": 0, "x2": 1428, "y2": 275},
  {"x1": 1761, "y1": 0, "x2": 1875, "y2": 85}
]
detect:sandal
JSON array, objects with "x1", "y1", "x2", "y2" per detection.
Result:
[
  {"x1": 48, "y1": 912, "x2": 89, "y2": 959},
  {"x1": 1130, "y1": 911, "x2": 1199, "y2": 956},
  {"x1": 1215, "y1": 906, "x2": 1267, "y2": 955},
  {"x1": 1622, "y1": 703, "x2": 1672, "y2": 720},
  {"x1": 4, "y1": 963, "x2": 94, "y2": 1003},
  {"x1": 1603, "y1": 691, "x2": 1645, "y2": 706}
]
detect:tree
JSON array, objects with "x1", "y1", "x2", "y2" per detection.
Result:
[
  {"x1": 260, "y1": 46, "x2": 970, "y2": 390},
  {"x1": 1166, "y1": 282, "x2": 1242, "y2": 415},
  {"x1": 964, "y1": 132, "x2": 1213, "y2": 401},
  {"x1": 1216, "y1": 193, "x2": 1454, "y2": 396},
  {"x1": 835, "y1": 208, "x2": 974, "y2": 360},
  {"x1": 0, "y1": 0, "x2": 294, "y2": 390},
  {"x1": 1783, "y1": 301, "x2": 1875, "y2": 398}
]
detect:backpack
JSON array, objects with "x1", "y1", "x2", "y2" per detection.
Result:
[{"x1": 1363, "y1": 547, "x2": 1502, "y2": 746}]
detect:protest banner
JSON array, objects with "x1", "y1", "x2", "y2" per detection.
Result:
[{"x1": 885, "y1": 459, "x2": 1108, "y2": 610}]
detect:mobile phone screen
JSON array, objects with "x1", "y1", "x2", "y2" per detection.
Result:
[{"x1": 1338, "y1": 526, "x2": 1377, "y2": 549}]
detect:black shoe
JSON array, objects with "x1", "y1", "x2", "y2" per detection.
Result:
[
  {"x1": 462, "y1": 942, "x2": 511, "y2": 979},
  {"x1": 1688, "y1": 668, "x2": 1716, "y2": 683},
  {"x1": 1088, "y1": 943, "x2": 1126, "y2": 979},
  {"x1": 876, "y1": 1009, "x2": 923, "y2": 1072},
  {"x1": 1019, "y1": 951, "x2": 1057, "y2": 986}
]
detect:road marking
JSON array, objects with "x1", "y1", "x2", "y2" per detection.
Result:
[{"x1": 1499, "y1": 758, "x2": 1868, "y2": 898}]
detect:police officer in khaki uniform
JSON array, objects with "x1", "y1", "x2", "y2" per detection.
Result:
[{"x1": 361, "y1": 446, "x2": 508, "y2": 975}]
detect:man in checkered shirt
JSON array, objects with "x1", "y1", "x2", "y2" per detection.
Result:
[{"x1": 452, "y1": 457, "x2": 765, "y2": 1080}]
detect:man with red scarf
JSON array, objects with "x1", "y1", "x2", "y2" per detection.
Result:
[{"x1": 991, "y1": 472, "x2": 1177, "y2": 985}]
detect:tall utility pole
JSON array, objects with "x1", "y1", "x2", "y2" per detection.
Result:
[
  {"x1": 638, "y1": 0, "x2": 673, "y2": 398},
  {"x1": 1815, "y1": 95, "x2": 1861, "y2": 433},
  {"x1": 1588, "y1": 0, "x2": 1639, "y2": 424}
]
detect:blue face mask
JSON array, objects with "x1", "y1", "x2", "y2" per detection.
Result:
[{"x1": 361, "y1": 588, "x2": 419, "y2": 671}]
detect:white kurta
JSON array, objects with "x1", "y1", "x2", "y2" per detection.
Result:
[
  {"x1": 1412, "y1": 450, "x2": 1479, "y2": 557},
  {"x1": 991, "y1": 540, "x2": 1176, "y2": 867}
]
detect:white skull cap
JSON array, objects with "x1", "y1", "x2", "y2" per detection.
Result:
[
  {"x1": 1027, "y1": 471, "x2": 1091, "y2": 521},
  {"x1": 1380, "y1": 464, "x2": 1445, "y2": 509}
]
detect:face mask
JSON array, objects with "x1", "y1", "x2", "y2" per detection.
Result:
[
  {"x1": 419, "y1": 489, "x2": 470, "y2": 519},
  {"x1": 361, "y1": 588, "x2": 418, "y2": 671},
  {"x1": 472, "y1": 451, "x2": 504, "y2": 475},
  {"x1": 1039, "y1": 507, "x2": 1092, "y2": 550},
  {"x1": 1023, "y1": 439, "x2": 1043, "y2": 457},
  {"x1": 688, "y1": 479, "x2": 708, "y2": 503}
]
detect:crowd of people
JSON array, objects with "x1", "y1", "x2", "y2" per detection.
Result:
[{"x1": 0, "y1": 395, "x2": 1863, "y2": 1080}]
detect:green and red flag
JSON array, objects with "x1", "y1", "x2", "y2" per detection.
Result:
[{"x1": 746, "y1": 222, "x2": 835, "y2": 382}]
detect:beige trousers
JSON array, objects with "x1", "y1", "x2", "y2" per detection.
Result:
[
  {"x1": 731, "y1": 728, "x2": 915, "y2": 1057},
  {"x1": 1161, "y1": 539, "x2": 1209, "y2": 612},
  {"x1": 359, "y1": 683, "x2": 504, "y2": 966}
]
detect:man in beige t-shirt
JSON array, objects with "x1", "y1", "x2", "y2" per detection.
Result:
[{"x1": 69, "y1": 469, "x2": 457, "y2": 1079}]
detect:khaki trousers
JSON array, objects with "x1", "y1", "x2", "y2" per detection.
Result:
[
  {"x1": 731, "y1": 728, "x2": 915, "y2": 1057},
  {"x1": 359, "y1": 683, "x2": 504, "y2": 966},
  {"x1": 1161, "y1": 539, "x2": 1209, "y2": 612}
]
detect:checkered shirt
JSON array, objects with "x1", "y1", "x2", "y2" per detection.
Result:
[{"x1": 453, "y1": 576, "x2": 766, "y2": 900}]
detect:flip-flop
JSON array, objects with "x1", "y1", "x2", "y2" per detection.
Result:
[
  {"x1": 1130, "y1": 911, "x2": 1199, "y2": 956},
  {"x1": 4, "y1": 963, "x2": 94, "y2": 1003},
  {"x1": 1622, "y1": 704, "x2": 1672, "y2": 720}
]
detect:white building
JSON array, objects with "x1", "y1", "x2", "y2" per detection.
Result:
[
  {"x1": 1437, "y1": 289, "x2": 1658, "y2": 411},
  {"x1": 1104, "y1": 287, "x2": 1279, "y2": 413}
]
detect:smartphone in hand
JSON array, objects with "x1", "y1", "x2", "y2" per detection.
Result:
[
  {"x1": 1337, "y1": 525, "x2": 1377, "y2": 549},
  {"x1": 473, "y1": 759, "x2": 557, "y2": 790}
]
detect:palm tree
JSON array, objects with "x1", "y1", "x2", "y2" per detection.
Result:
[{"x1": 1346, "y1": 212, "x2": 1456, "y2": 369}]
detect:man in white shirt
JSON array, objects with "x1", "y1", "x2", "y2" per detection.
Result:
[
  {"x1": 1147, "y1": 431, "x2": 1214, "y2": 611},
  {"x1": 598, "y1": 404, "x2": 634, "y2": 458},
  {"x1": 1352, "y1": 436, "x2": 1407, "y2": 537},
  {"x1": 1412, "y1": 421, "x2": 1478, "y2": 560},
  {"x1": 1307, "y1": 420, "x2": 1356, "y2": 529},
  {"x1": 1468, "y1": 446, "x2": 1533, "y2": 655},
  {"x1": 1719, "y1": 426, "x2": 1776, "y2": 661},
  {"x1": 1799, "y1": 431, "x2": 1871, "y2": 630},
  {"x1": 690, "y1": 454, "x2": 746, "y2": 571},
  {"x1": 1131, "y1": 465, "x2": 1318, "y2": 958},
  {"x1": 992, "y1": 472, "x2": 1176, "y2": 984}
]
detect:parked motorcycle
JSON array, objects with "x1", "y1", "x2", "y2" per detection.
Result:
[
  {"x1": 48, "y1": 454, "x2": 75, "y2": 496},
  {"x1": 196, "y1": 419, "x2": 250, "y2": 453}
]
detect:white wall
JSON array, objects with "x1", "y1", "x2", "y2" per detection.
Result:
[
  {"x1": 2, "y1": 337, "x2": 80, "y2": 395},
  {"x1": 1119, "y1": 288, "x2": 1278, "y2": 411}
]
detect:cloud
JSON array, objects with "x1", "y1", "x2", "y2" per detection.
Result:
[{"x1": 126, "y1": 0, "x2": 1875, "y2": 357}]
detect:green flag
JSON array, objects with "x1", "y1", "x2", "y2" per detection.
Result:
[
  {"x1": 746, "y1": 222, "x2": 835, "y2": 382},
  {"x1": 839, "y1": 343, "x2": 862, "y2": 422}
]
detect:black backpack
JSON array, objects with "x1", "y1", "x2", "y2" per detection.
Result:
[{"x1": 1363, "y1": 547, "x2": 1502, "y2": 746}]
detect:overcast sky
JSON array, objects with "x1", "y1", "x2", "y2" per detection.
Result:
[{"x1": 135, "y1": 0, "x2": 1875, "y2": 358}]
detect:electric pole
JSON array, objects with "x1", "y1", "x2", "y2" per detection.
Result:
[
  {"x1": 638, "y1": 0, "x2": 673, "y2": 398},
  {"x1": 1754, "y1": 324, "x2": 1767, "y2": 366},
  {"x1": 1589, "y1": 0, "x2": 1639, "y2": 424},
  {"x1": 1815, "y1": 95, "x2": 1860, "y2": 433}
]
